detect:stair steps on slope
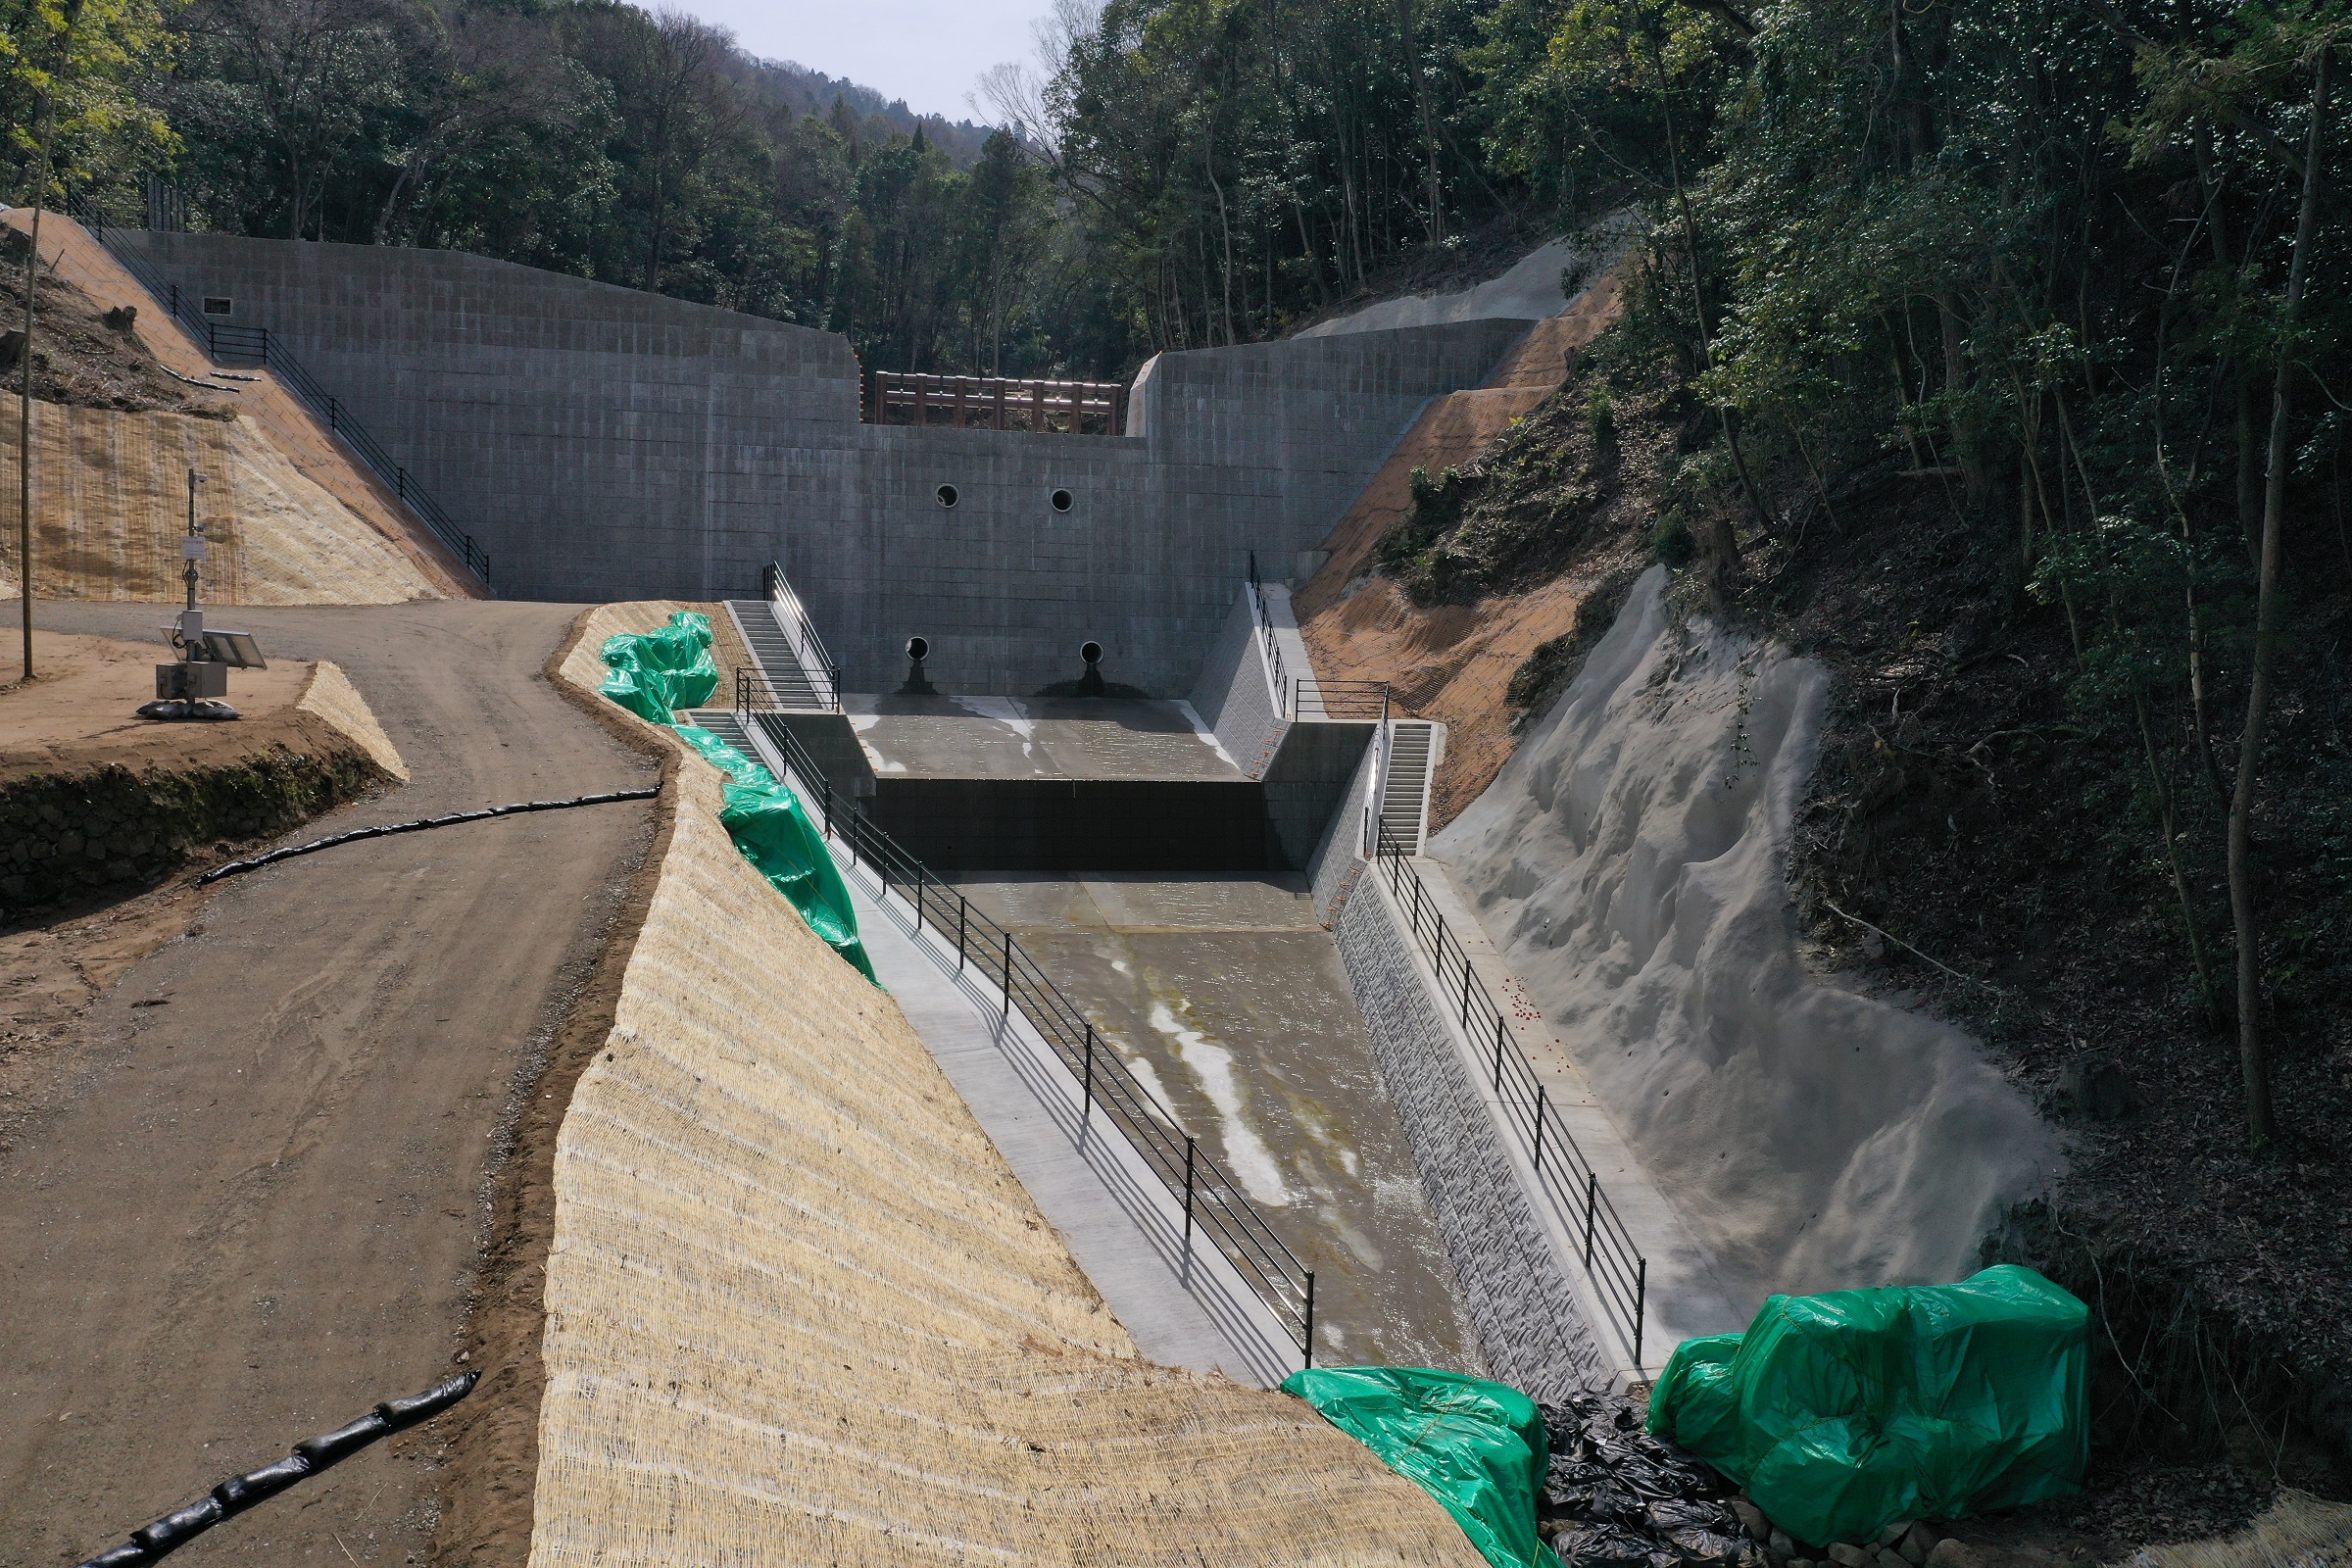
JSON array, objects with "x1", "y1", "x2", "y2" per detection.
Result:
[
  {"x1": 725, "y1": 600, "x2": 825, "y2": 710},
  {"x1": 1379, "y1": 721, "x2": 1436, "y2": 856}
]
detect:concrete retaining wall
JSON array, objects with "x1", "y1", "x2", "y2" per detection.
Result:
[
  {"x1": 113, "y1": 232, "x2": 1529, "y2": 697},
  {"x1": 1331, "y1": 871, "x2": 1601, "y2": 1399},
  {"x1": 1188, "y1": 594, "x2": 1284, "y2": 778}
]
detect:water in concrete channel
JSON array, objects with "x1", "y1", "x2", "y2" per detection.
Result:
[{"x1": 951, "y1": 870, "x2": 1484, "y2": 1373}]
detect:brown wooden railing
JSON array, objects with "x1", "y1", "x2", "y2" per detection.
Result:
[{"x1": 866, "y1": 372, "x2": 1127, "y2": 435}]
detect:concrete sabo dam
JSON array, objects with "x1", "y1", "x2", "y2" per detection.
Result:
[
  {"x1": 100, "y1": 226, "x2": 1797, "y2": 1388},
  {"x1": 119, "y1": 229, "x2": 1529, "y2": 697},
  {"x1": 26, "y1": 223, "x2": 2053, "y2": 1564}
]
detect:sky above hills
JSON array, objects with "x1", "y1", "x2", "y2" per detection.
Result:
[{"x1": 682, "y1": 1, "x2": 1058, "y2": 121}]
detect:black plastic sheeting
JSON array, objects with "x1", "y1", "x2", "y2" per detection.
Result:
[
  {"x1": 198, "y1": 787, "x2": 662, "y2": 884},
  {"x1": 74, "y1": 1370, "x2": 479, "y2": 1567},
  {"x1": 1540, "y1": 1393, "x2": 1757, "y2": 1568}
]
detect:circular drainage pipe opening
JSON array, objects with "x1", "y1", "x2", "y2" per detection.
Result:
[
  {"x1": 936, "y1": 484, "x2": 959, "y2": 509},
  {"x1": 1051, "y1": 488, "x2": 1073, "y2": 513}
]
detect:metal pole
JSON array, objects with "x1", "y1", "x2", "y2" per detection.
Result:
[
  {"x1": 956, "y1": 896, "x2": 967, "y2": 970},
  {"x1": 913, "y1": 870, "x2": 924, "y2": 930},
  {"x1": 1303, "y1": 1272, "x2": 1316, "y2": 1369},
  {"x1": 1494, "y1": 1016, "x2": 1506, "y2": 1093},
  {"x1": 1082, "y1": 1024, "x2": 1094, "y2": 1120},
  {"x1": 1584, "y1": 1172, "x2": 1599, "y2": 1266},
  {"x1": 1460, "y1": 962, "x2": 1472, "y2": 1026},
  {"x1": 1532, "y1": 1084, "x2": 1546, "y2": 1173},
  {"x1": 1183, "y1": 1136, "x2": 1197, "y2": 1249},
  {"x1": 1634, "y1": 1259, "x2": 1646, "y2": 1368},
  {"x1": 1002, "y1": 933, "x2": 1012, "y2": 1019}
]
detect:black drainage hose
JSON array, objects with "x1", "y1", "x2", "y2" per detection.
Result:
[
  {"x1": 199, "y1": 786, "x2": 662, "y2": 884},
  {"x1": 74, "y1": 1370, "x2": 479, "y2": 1567}
]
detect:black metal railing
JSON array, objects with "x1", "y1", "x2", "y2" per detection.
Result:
[
  {"x1": 1368, "y1": 819, "x2": 1648, "y2": 1365},
  {"x1": 760, "y1": 561, "x2": 841, "y2": 710},
  {"x1": 1244, "y1": 551, "x2": 1291, "y2": 713},
  {"x1": 69, "y1": 205, "x2": 493, "y2": 590},
  {"x1": 741, "y1": 700, "x2": 1319, "y2": 1367},
  {"x1": 1292, "y1": 678, "x2": 1392, "y2": 722}
]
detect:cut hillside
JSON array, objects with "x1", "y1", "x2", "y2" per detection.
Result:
[
  {"x1": 0, "y1": 210, "x2": 470, "y2": 603},
  {"x1": 1296, "y1": 273, "x2": 1644, "y2": 829},
  {"x1": 1297, "y1": 304, "x2": 2352, "y2": 1538}
]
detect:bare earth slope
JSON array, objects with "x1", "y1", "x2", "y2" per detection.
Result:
[{"x1": 0, "y1": 600, "x2": 657, "y2": 1568}]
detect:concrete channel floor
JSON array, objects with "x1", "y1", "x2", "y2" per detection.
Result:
[
  {"x1": 845, "y1": 694, "x2": 1243, "y2": 779},
  {"x1": 821, "y1": 846, "x2": 1302, "y2": 1388},
  {"x1": 951, "y1": 873, "x2": 1487, "y2": 1374}
]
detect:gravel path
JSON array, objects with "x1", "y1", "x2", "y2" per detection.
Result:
[{"x1": 0, "y1": 601, "x2": 657, "y2": 1567}]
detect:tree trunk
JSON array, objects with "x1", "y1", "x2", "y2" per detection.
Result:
[{"x1": 2228, "y1": 43, "x2": 2329, "y2": 1150}]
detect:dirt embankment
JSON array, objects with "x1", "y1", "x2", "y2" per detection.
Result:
[
  {"x1": 1, "y1": 630, "x2": 405, "y2": 911},
  {"x1": 1296, "y1": 278, "x2": 1638, "y2": 828},
  {"x1": 0, "y1": 211, "x2": 472, "y2": 603}
]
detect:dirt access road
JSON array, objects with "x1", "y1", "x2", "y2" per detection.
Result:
[{"x1": 0, "y1": 601, "x2": 658, "y2": 1567}]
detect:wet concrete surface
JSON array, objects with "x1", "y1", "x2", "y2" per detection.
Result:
[
  {"x1": 953, "y1": 871, "x2": 1485, "y2": 1373},
  {"x1": 847, "y1": 695, "x2": 1243, "y2": 780}
]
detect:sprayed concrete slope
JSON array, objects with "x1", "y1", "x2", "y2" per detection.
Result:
[
  {"x1": 531, "y1": 605, "x2": 1483, "y2": 1567},
  {"x1": 1431, "y1": 567, "x2": 2056, "y2": 1307},
  {"x1": 0, "y1": 210, "x2": 468, "y2": 602}
]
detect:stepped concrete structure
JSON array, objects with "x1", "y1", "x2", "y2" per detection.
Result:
[{"x1": 112, "y1": 231, "x2": 1538, "y2": 697}]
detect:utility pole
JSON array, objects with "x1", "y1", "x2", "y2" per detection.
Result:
[
  {"x1": 16, "y1": 0, "x2": 81, "y2": 684},
  {"x1": 17, "y1": 85, "x2": 51, "y2": 683}
]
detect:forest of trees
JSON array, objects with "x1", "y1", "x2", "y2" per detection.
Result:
[{"x1": 5, "y1": 0, "x2": 2344, "y2": 1141}]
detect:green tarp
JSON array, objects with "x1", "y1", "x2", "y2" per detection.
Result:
[
  {"x1": 673, "y1": 726, "x2": 875, "y2": 982},
  {"x1": 1282, "y1": 1367, "x2": 1561, "y2": 1568},
  {"x1": 1647, "y1": 1265, "x2": 2089, "y2": 1545},
  {"x1": 595, "y1": 618, "x2": 874, "y2": 984},
  {"x1": 600, "y1": 611, "x2": 719, "y2": 722}
]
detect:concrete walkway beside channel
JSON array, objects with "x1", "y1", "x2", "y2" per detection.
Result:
[{"x1": 789, "y1": 790, "x2": 1303, "y2": 1388}]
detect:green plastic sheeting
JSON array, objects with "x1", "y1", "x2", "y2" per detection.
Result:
[
  {"x1": 1282, "y1": 1367, "x2": 1561, "y2": 1568},
  {"x1": 1647, "y1": 1265, "x2": 2089, "y2": 1546},
  {"x1": 600, "y1": 611, "x2": 719, "y2": 722},
  {"x1": 670, "y1": 727, "x2": 875, "y2": 982},
  {"x1": 594, "y1": 618, "x2": 874, "y2": 984}
]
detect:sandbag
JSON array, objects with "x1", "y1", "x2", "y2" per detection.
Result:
[
  {"x1": 1646, "y1": 1265, "x2": 2088, "y2": 1545},
  {"x1": 599, "y1": 611, "x2": 718, "y2": 721},
  {"x1": 1283, "y1": 1366, "x2": 1561, "y2": 1568}
]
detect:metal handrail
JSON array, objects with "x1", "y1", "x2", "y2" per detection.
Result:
[
  {"x1": 1368, "y1": 819, "x2": 1648, "y2": 1365},
  {"x1": 1291, "y1": 678, "x2": 1392, "y2": 721},
  {"x1": 68, "y1": 203, "x2": 493, "y2": 590},
  {"x1": 740, "y1": 700, "x2": 1319, "y2": 1365},
  {"x1": 1245, "y1": 552, "x2": 1290, "y2": 716},
  {"x1": 760, "y1": 561, "x2": 841, "y2": 711}
]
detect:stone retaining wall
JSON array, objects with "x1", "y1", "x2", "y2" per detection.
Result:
[
  {"x1": 0, "y1": 662, "x2": 401, "y2": 911},
  {"x1": 1332, "y1": 870, "x2": 1601, "y2": 1398}
]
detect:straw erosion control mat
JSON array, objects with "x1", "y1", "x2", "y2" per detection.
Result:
[{"x1": 523, "y1": 603, "x2": 1482, "y2": 1567}]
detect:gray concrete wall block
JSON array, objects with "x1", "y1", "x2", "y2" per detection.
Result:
[{"x1": 1333, "y1": 883, "x2": 1602, "y2": 1399}]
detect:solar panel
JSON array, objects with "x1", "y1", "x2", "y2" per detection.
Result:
[{"x1": 201, "y1": 629, "x2": 268, "y2": 668}]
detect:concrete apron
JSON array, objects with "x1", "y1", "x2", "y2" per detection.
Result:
[
  {"x1": 951, "y1": 874, "x2": 1487, "y2": 1375},
  {"x1": 1372, "y1": 858, "x2": 1747, "y2": 1385},
  {"x1": 818, "y1": 838, "x2": 1303, "y2": 1388}
]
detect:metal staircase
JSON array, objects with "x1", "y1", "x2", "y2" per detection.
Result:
[
  {"x1": 725, "y1": 601, "x2": 823, "y2": 709},
  {"x1": 1378, "y1": 721, "x2": 1437, "y2": 855},
  {"x1": 728, "y1": 562, "x2": 840, "y2": 711}
]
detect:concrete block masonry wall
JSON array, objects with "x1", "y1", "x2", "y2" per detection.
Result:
[
  {"x1": 1331, "y1": 870, "x2": 1604, "y2": 1399},
  {"x1": 114, "y1": 231, "x2": 1529, "y2": 698}
]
